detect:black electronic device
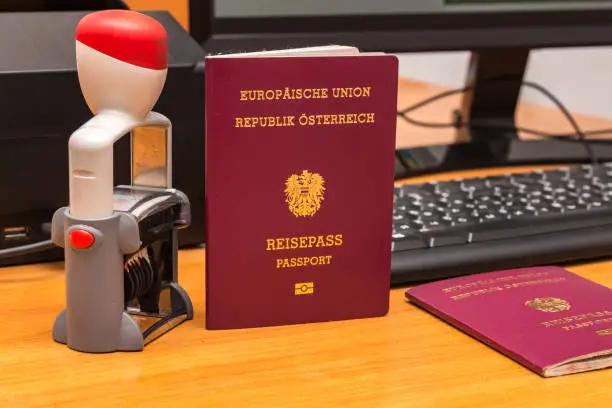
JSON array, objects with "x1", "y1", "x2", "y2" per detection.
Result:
[
  {"x1": 391, "y1": 162, "x2": 612, "y2": 285},
  {"x1": 0, "y1": 10, "x2": 205, "y2": 268}
]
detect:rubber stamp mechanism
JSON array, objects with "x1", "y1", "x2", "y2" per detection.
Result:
[{"x1": 51, "y1": 10, "x2": 193, "y2": 353}]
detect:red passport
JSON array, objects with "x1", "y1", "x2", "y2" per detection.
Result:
[
  {"x1": 405, "y1": 266, "x2": 612, "y2": 377},
  {"x1": 204, "y1": 46, "x2": 398, "y2": 329}
]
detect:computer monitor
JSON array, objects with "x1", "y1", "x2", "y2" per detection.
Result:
[
  {"x1": 190, "y1": 1, "x2": 612, "y2": 176},
  {"x1": 190, "y1": 1, "x2": 612, "y2": 52}
]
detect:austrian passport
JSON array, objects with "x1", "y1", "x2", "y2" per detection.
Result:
[
  {"x1": 204, "y1": 46, "x2": 398, "y2": 329},
  {"x1": 406, "y1": 266, "x2": 612, "y2": 377}
]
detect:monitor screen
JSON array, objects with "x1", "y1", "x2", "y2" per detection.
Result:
[{"x1": 213, "y1": 0, "x2": 612, "y2": 19}]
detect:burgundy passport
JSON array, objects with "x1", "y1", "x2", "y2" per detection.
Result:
[
  {"x1": 204, "y1": 48, "x2": 398, "y2": 329},
  {"x1": 406, "y1": 266, "x2": 612, "y2": 377}
]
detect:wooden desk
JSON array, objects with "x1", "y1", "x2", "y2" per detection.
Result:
[{"x1": 2, "y1": 80, "x2": 612, "y2": 407}]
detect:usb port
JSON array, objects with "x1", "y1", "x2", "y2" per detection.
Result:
[{"x1": 3, "y1": 226, "x2": 29, "y2": 241}]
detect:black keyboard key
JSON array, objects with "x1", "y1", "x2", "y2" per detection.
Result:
[
  {"x1": 395, "y1": 184, "x2": 425, "y2": 196},
  {"x1": 549, "y1": 202, "x2": 564, "y2": 212},
  {"x1": 434, "y1": 181, "x2": 464, "y2": 194},
  {"x1": 461, "y1": 178, "x2": 488, "y2": 190},
  {"x1": 422, "y1": 231, "x2": 469, "y2": 247},
  {"x1": 392, "y1": 232, "x2": 427, "y2": 251},
  {"x1": 543, "y1": 169, "x2": 569, "y2": 182},
  {"x1": 423, "y1": 220, "x2": 444, "y2": 230},
  {"x1": 527, "y1": 190, "x2": 543, "y2": 197},
  {"x1": 486, "y1": 175, "x2": 513, "y2": 187},
  {"x1": 409, "y1": 219, "x2": 425, "y2": 229},
  {"x1": 420, "y1": 210, "x2": 438, "y2": 220},
  {"x1": 393, "y1": 214, "x2": 407, "y2": 221},
  {"x1": 481, "y1": 212, "x2": 502, "y2": 222}
]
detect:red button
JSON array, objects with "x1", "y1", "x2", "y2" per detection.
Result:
[{"x1": 69, "y1": 229, "x2": 95, "y2": 249}]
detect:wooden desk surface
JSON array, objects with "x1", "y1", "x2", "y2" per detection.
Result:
[{"x1": 3, "y1": 79, "x2": 612, "y2": 407}]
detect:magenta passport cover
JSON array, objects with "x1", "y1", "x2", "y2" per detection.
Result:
[
  {"x1": 406, "y1": 266, "x2": 612, "y2": 376},
  {"x1": 205, "y1": 55, "x2": 398, "y2": 329}
]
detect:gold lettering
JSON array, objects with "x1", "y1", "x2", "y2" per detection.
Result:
[
  {"x1": 266, "y1": 234, "x2": 343, "y2": 251},
  {"x1": 366, "y1": 113, "x2": 375, "y2": 123},
  {"x1": 275, "y1": 255, "x2": 334, "y2": 269},
  {"x1": 316, "y1": 236, "x2": 326, "y2": 247},
  {"x1": 275, "y1": 238, "x2": 285, "y2": 250},
  {"x1": 266, "y1": 239, "x2": 276, "y2": 250},
  {"x1": 330, "y1": 87, "x2": 372, "y2": 98},
  {"x1": 234, "y1": 116, "x2": 297, "y2": 128}
]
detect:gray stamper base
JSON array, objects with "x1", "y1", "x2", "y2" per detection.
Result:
[
  {"x1": 52, "y1": 207, "x2": 142, "y2": 353},
  {"x1": 53, "y1": 309, "x2": 144, "y2": 353},
  {"x1": 52, "y1": 206, "x2": 193, "y2": 353}
]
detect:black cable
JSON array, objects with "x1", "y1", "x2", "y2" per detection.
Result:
[
  {"x1": 0, "y1": 240, "x2": 55, "y2": 259},
  {"x1": 399, "y1": 111, "x2": 612, "y2": 145},
  {"x1": 397, "y1": 81, "x2": 609, "y2": 163},
  {"x1": 398, "y1": 87, "x2": 468, "y2": 115},
  {"x1": 522, "y1": 81, "x2": 596, "y2": 164},
  {"x1": 398, "y1": 114, "x2": 458, "y2": 129}
]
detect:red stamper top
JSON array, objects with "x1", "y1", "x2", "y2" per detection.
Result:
[{"x1": 76, "y1": 10, "x2": 168, "y2": 70}]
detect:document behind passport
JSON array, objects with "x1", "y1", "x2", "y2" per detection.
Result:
[{"x1": 405, "y1": 266, "x2": 612, "y2": 377}]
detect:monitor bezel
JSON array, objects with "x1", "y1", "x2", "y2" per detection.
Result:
[{"x1": 189, "y1": 0, "x2": 612, "y2": 53}]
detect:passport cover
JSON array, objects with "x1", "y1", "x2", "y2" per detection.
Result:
[
  {"x1": 204, "y1": 52, "x2": 398, "y2": 329},
  {"x1": 405, "y1": 266, "x2": 612, "y2": 377}
]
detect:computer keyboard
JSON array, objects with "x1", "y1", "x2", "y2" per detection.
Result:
[{"x1": 391, "y1": 162, "x2": 612, "y2": 285}]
